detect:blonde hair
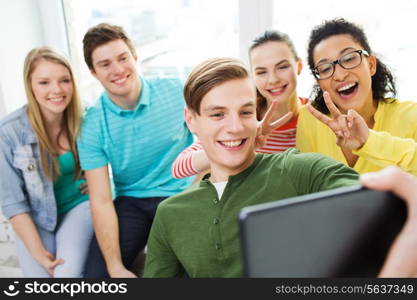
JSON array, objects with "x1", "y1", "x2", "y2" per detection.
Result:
[{"x1": 23, "y1": 47, "x2": 83, "y2": 180}]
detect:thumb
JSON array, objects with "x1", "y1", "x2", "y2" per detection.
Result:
[{"x1": 360, "y1": 166, "x2": 417, "y2": 203}]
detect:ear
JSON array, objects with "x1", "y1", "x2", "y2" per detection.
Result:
[
  {"x1": 184, "y1": 107, "x2": 197, "y2": 135},
  {"x1": 296, "y1": 59, "x2": 303, "y2": 76},
  {"x1": 368, "y1": 55, "x2": 377, "y2": 76}
]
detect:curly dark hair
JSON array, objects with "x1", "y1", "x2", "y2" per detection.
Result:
[
  {"x1": 307, "y1": 18, "x2": 396, "y2": 114},
  {"x1": 249, "y1": 30, "x2": 299, "y2": 119}
]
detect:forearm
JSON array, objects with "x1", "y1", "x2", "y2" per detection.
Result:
[
  {"x1": 85, "y1": 166, "x2": 131, "y2": 276},
  {"x1": 10, "y1": 213, "x2": 48, "y2": 262},
  {"x1": 353, "y1": 130, "x2": 417, "y2": 175},
  {"x1": 90, "y1": 198, "x2": 123, "y2": 274},
  {"x1": 172, "y1": 140, "x2": 208, "y2": 178}
]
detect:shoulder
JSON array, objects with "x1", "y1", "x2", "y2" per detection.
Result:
[
  {"x1": 379, "y1": 99, "x2": 417, "y2": 130},
  {"x1": 298, "y1": 104, "x2": 316, "y2": 122},
  {"x1": 156, "y1": 184, "x2": 205, "y2": 215},
  {"x1": 145, "y1": 76, "x2": 184, "y2": 98},
  {"x1": 84, "y1": 97, "x2": 104, "y2": 119},
  {"x1": 145, "y1": 76, "x2": 183, "y2": 88},
  {"x1": 81, "y1": 96, "x2": 106, "y2": 129},
  {"x1": 0, "y1": 107, "x2": 30, "y2": 142},
  {"x1": 0, "y1": 106, "x2": 27, "y2": 128},
  {"x1": 297, "y1": 105, "x2": 319, "y2": 128},
  {"x1": 382, "y1": 98, "x2": 417, "y2": 116},
  {"x1": 269, "y1": 148, "x2": 344, "y2": 170}
]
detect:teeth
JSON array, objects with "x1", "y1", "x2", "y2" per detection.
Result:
[
  {"x1": 49, "y1": 97, "x2": 64, "y2": 102},
  {"x1": 221, "y1": 140, "x2": 243, "y2": 147},
  {"x1": 270, "y1": 87, "x2": 284, "y2": 93},
  {"x1": 338, "y1": 83, "x2": 356, "y2": 92},
  {"x1": 114, "y1": 77, "x2": 126, "y2": 84}
]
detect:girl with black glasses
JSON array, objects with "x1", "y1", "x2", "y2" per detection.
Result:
[{"x1": 296, "y1": 18, "x2": 417, "y2": 176}]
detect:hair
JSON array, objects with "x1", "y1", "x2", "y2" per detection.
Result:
[
  {"x1": 24, "y1": 47, "x2": 83, "y2": 181},
  {"x1": 249, "y1": 30, "x2": 300, "y2": 119},
  {"x1": 184, "y1": 57, "x2": 249, "y2": 115},
  {"x1": 307, "y1": 18, "x2": 396, "y2": 114},
  {"x1": 83, "y1": 23, "x2": 136, "y2": 70}
]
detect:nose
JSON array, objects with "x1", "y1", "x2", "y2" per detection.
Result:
[
  {"x1": 50, "y1": 81, "x2": 63, "y2": 94},
  {"x1": 111, "y1": 61, "x2": 124, "y2": 74},
  {"x1": 225, "y1": 113, "x2": 245, "y2": 134},
  {"x1": 332, "y1": 63, "x2": 348, "y2": 81},
  {"x1": 267, "y1": 71, "x2": 280, "y2": 85}
]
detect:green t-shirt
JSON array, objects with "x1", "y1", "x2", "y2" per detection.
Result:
[
  {"x1": 144, "y1": 149, "x2": 359, "y2": 278},
  {"x1": 53, "y1": 152, "x2": 89, "y2": 216}
]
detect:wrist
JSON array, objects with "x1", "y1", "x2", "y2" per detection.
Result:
[
  {"x1": 107, "y1": 261, "x2": 126, "y2": 276},
  {"x1": 355, "y1": 128, "x2": 369, "y2": 150}
]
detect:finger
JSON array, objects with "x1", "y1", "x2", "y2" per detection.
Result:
[
  {"x1": 347, "y1": 109, "x2": 359, "y2": 128},
  {"x1": 262, "y1": 100, "x2": 279, "y2": 126},
  {"x1": 306, "y1": 103, "x2": 333, "y2": 124},
  {"x1": 323, "y1": 91, "x2": 342, "y2": 118},
  {"x1": 335, "y1": 131, "x2": 346, "y2": 147},
  {"x1": 48, "y1": 259, "x2": 64, "y2": 277},
  {"x1": 336, "y1": 115, "x2": 350, "y2": 138},
  {"x1": 360, "y1": 166, "x2": 417, "y2": 205},
  {"x1": 44, "y1": 250, "x2": 55, "y2": 260},
  {"x1": 268, "y1": 111, "x2": 293, "y2": 130},
  {"x1": 50, "y1": 258, "x2": 64, "y2": 269}
]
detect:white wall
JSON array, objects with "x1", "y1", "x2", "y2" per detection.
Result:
[
  {"x1": 238, "y1": 0, "x2": 272, "y2": 64},
  {"x1": 0, "y1": 0, "x2": 47, "y2": 275},
  {"x1": 0, "y1": 84, "x2": 6, "y2": 119},
  {"x1": 0, "y1": 0, "x2": 44, "y2": 117}
]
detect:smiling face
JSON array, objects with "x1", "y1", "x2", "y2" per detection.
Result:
[
  {"x1": 250, "y1": 41, "x2": 302, "y2": 106},
  {"x1": 30, "y1": 59, "x2": 73, "y2": 120},
  {"x1": 91, "y1": 39, "x2": 140, "y2": 104},
  {"x1": 185, "y1": 77, "x2": 258, "y2": 181},
  {"x1": 313, "y1": 34, "x2": 377, "y2": 114}
]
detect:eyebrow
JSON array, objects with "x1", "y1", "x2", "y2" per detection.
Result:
[
  {"x1": 254, "y1": 59, "x2": 289, "y2": 71},
  {"x1": 203, "y1": 101, "x2": 255, "y2": 112},
  {"x1": 95, "y1": 51, "x2": 129, "y2": 66},
  {"x1": 316, "y1": 47, "x2": 357, "y2": 65},
  {"x1": 33, "y1": 75, "x2": 71, "y2": 80}
]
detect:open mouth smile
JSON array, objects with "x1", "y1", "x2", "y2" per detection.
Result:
[
  {"x1": 218, "y1": 138, "x2": 247, "y2": 150},
  {"x1": 337, "y1": 82, "x2": 358, "y2": 98}
]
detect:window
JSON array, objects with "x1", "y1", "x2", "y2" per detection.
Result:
[
  {"x1": 272, "y1": 0, "x2": 417, "y2": 101},
  {"x1": 63, "y1": 0, "x2": 239, "y2": 105}
]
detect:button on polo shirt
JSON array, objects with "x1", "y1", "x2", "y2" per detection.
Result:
[{"x1": 77, "y1": 76, "x2": 194, "y2": 198}]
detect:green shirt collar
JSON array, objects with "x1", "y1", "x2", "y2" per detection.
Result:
[{"x1": 200, "y1": 154, "x2": 262, "y2": 187}]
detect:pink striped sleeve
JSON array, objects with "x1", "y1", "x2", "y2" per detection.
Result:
[{"x1": 171, "y1": 140, "x2": 204, "y2": 179}]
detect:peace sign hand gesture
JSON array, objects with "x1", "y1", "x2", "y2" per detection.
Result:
[
  {"x1": 307, "y1": 91, "x2": 369, "y2": 150},
  {"x1": 256, "y1": 100, "x2": 293, "y2": 149}
]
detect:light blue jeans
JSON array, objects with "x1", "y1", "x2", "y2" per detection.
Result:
[{"x1": 14, "y1": 200, "x2": 93, "y2": 277}]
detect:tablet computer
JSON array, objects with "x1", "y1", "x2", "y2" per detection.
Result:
[{"x1": 239, "y1": 185, "x2": 407, "y2": 277}]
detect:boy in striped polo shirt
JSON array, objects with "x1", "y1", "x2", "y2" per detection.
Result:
[{"x1": 77, "y1": 23, "x2": 193, "y2": 277}]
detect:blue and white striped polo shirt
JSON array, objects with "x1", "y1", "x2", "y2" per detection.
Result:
[{"x1": 77, "y1": 76, "x2": 194, "y2": 198}]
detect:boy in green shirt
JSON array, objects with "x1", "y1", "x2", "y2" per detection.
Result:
[{"x1": 143, "y1": 58, "x2": 359, "y2": 277}]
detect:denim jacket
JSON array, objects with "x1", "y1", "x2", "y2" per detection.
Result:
[{"x1": 0, "y1": 106, "x2": 57, "y2": 231}]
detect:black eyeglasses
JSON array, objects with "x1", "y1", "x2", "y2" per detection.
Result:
[{"x1": 312, "y1": 49, "x2": 369, "y2": 80}]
